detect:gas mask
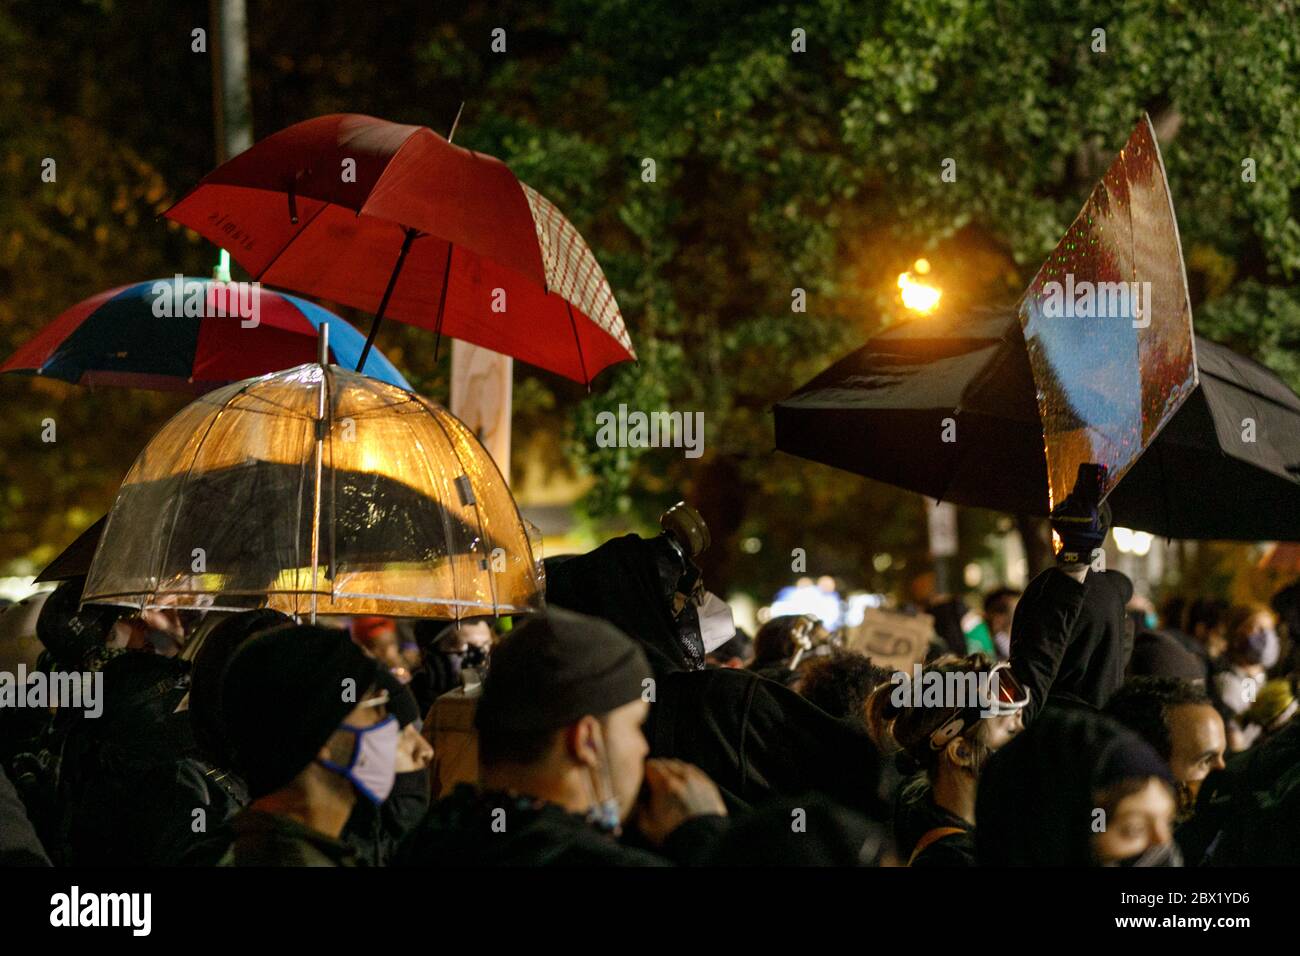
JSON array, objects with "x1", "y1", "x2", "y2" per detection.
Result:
[{"x1": 653, "y1": 502, "x2": 715, "y2": 669}]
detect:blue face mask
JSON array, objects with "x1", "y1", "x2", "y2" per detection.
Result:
[{"x1": 319, "y1": 716, "x2": 399, "y2": 805}]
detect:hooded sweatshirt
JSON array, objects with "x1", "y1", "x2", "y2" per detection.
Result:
[
  {"x1": 976, "y1": 705, "x2": 1172, "y2": 866},
  {"x1": 545, "y1": 534, "x2": 883, "y2": 817}
]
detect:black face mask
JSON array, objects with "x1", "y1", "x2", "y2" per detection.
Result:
[{"x1": 1110, "y1": 841, "x2": 1183, "y2": 867}]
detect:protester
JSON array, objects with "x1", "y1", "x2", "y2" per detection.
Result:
[
  {"x1": 750, "y1": 614, "x2": 825, "y2": 684},
  {"x1": 340, "y1": 665, "x2": 432, "y2": 865},
  {"x1": 977, "y1": 706, "x2": 1178, "y2": 866},
  {"x1": 1007, "y1": 482, "x2": 1131, "y2": 723},
  {"x1": 1176, "y1": 710, "x2": 1300, "y2": 866},
  {"x1": 172, "y1": 609, "x2": 291, "y2": 864},
  {"x1": 797, "y1": 650, "x2": 891, "y2": 722},
  {"x1": 983, "y1": 587, "x2": 1020, "y2": 660},
  {"x1": 409, "y1": 617, "x2": 494, "y2": 715},
  {"x1": 872, "y1": 655, "x2": 1028, "y2": 866},
  {"x1": 1127, "y1": 625, "x2": 1208, "y2": 682},
  {"x1": 395, "y1": 609, "x2": 728, "y2": 866},
  {"x1": 1213, "y1": 603, "x2": 1279, "y2": 750},
  {"x1": 351, "y1": 616, "x2": 410, "y2": 682},
  {"x1": 218, "y1": 624, "x2": 396, "y2": 866},
  {"x1": 1241, "y1": 678, "x2": 1298, "y2": 740},
  {"x1": 1185, "y1": 597, "x2": 1229, "y2": 662},
  {"x1": 545, "y1": 531, "x2": 883, "y2": 817},
  {"x1": 1104, "y1": 677, "x2": 1226, "y2": 822}
]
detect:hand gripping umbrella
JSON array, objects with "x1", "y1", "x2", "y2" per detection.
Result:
[
  {"x1": 163, "y1": 113, "x2": 636, "y2": 387},
  {"x1": 82, "y1": 331, "x2": 543, "y2": 620}
]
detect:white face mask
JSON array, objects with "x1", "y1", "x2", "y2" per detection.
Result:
[
  {"x1": 697, "y1": 591, "x2": 736, "y2": 654},
  {"x1": 321, "y1": 716, "x2": 399, "y2": 804}
]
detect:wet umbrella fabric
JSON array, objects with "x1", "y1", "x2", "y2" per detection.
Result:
[
  {"x1": 774, "y1": 305, "x2": 1300, "y2": 540},
  {"x1": 1, "y1": 278, "x2": 410, "y2": 392},
  {"x1": 164, "y1": 114, "x2": 634, "y2": 385},
  {"x1": 82, "y1": 362, "x2": 542, "y2": 618}
]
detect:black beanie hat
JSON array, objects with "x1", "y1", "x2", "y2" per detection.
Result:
[
  {"x1": 475, "y1": 608, "x2": 651, "y2": 735},
  {"x1": 221, "y1": 624, "x2": 380, "y2": 798},
  {"x1": 35, "y1": 576, "x2": 129, "y2": 669}
]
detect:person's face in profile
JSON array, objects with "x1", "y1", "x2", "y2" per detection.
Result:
[
  {"x1": 981, "y1": 711, "x2": 1024, "y2": 752},
  {"x1": 1163, "y1": 703, "x2": 1226, "y2": 817},
  {"x1": 1092, "y1": 777, "x2": 1176, "y2": 864},
  {"x1": 578, "y1": 697, "x2": 650, "y2": 821}
]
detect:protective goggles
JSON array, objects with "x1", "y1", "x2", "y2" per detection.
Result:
[{"x1": 926, "y1": 663, "x2": 1031, "y2": 751}]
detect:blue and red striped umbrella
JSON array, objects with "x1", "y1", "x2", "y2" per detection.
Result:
[{"x1": 1, "y1": 276, "x2": 410, "y2": 392}]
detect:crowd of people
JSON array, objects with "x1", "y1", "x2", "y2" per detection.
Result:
[{"x1": 1, "y1": 487, "x2": 1297, "y2": 868}]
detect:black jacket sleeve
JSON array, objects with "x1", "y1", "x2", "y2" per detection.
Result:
[
  {"x1": 1007, "y1": 567, "x2": 1089, "y2": 724},
  {"x1": 0, "y1": 764, "x2": 50, "y2": 866},
  {"x1": 658, "y1": 813, "x2": 728, "y2": 865}
]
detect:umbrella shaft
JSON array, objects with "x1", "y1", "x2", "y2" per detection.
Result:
[{"x1": 357, "y1": 229, "x2": 417, "y2": 372}]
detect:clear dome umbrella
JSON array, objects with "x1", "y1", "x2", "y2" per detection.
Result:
[{"x1": 83, "y1": 331, "x2": 543, "y2": 620}]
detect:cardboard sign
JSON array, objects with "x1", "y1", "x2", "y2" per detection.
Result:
[
  {"x1": 424, "y1": 685, "x2": 481, "y2": 799},
  {"x1": 842, "y1": 607, "x2": 934, "y2": 671}
]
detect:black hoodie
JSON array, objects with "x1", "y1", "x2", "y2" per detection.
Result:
[
  {"x1": 394, "y1": 784, "x2": 725, "y2": 866},
  {"x1": 1008, "y1": 568, "x2": 1133, "y2": 723},
  {"x1": 976, "y1": 704, "x2": 1172, "y2": 866},
  {"x1": 545, "y1": 535, "x2": 883, "y2": 817}
]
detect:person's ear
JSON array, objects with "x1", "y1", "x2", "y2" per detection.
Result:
[
  {"x1": 568, "y1": 716, "x2": 600, "y2": 769},
  {"x1": 946, "y1": 737, "x2": 974, "y2": 770}
]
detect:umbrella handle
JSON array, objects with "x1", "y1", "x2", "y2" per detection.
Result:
[{"x1": 357, "y1": 228, "x2": 418, "y2": 372}]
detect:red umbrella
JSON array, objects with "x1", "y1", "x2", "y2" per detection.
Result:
[{"x1": 163, "y1": 113, "x2": 635, "y2": 386}]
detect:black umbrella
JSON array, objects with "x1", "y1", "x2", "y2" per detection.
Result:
[{"x1": 774, "y1": 305, "x2": 1300, "y2": 540}]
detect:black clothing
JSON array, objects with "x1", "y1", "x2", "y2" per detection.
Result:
[
  {"x1": 53, "y1": 652, "x2": 193, "y2": 866},
  {"x1": 1177, "y1": 716, "x2": 1300, "y2": 866},
  {"x1": 218, "y1": 809, "x2": 359, "y2": 866},
  {"x1": 750, "y1": 663, "x2": 799, "y2": 687},
  {"x1": 341, "y1": 768, "x2": 429, "y2": 866},
  {"x1": 476, "y1": 608, "x2": 651, "y2": 735},
  {"x1": 708, "y1": 794, "x2": 886, "y2": 866},
  {"x1": 1009, "y1": 568, "x2": 1132, "y2": 723},
  {"x1": 1128, "y1": 629, "x2": 1208, "y2": 682},
  {"x1": 546, "y1": 535, "x2": 883, "y2": 817},
  {"x1": 0, "y1": 764, "x2": 49, "y2": 866},
  {"x1": 139, "y1": 753, "x2": 249, "y2": 866},
  {"x1": 394, "y1": 783, "x2": 725, "y2": 866},
  {"x1": 650, "y1": 665, "x2": 882, "y2": 816},
  {"x1": 222, "y1": 625, "x2": 380, "y2": 798},
  {"x1": 977, "y1": 705, "x2": 1171, "y2": 866},
  {"x1": 893, "y1": 774, "x2": 974, "y2": 867}
]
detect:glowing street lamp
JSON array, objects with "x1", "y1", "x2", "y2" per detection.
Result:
[
  {"x1": 898, "y1": 258, "x2": 941, "y2": 314},
  {"x1": 1112, "y1": 527, "x2": 1153, "y2": 556}
]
